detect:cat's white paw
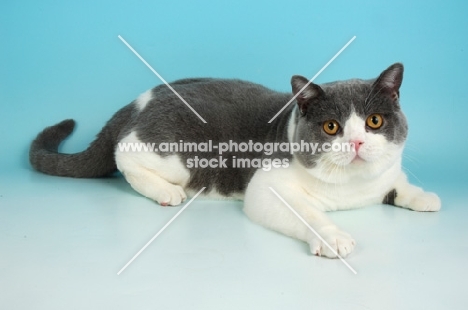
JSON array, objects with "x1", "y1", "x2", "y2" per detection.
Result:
[
  {"x1": 407, "y1": 192, "x2": 441, "y2": 212},
  {"x1": 308, "y1": 227, "x2": 356, "y2": 258},
  {"x1": 155, "y1": 184, "x2": 187, "y2": 206}
]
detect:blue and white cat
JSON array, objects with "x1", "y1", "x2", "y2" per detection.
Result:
[{"x1": 30, "y1": 63, "x2": 440, "y2": 258}]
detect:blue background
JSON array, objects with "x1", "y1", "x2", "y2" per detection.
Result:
[
  {"x1": 2, "y1": 2, "x2": 468, "y2": 309},
  {"x1": 1, "y1": 0, "x2": 467, "y2": 183}
]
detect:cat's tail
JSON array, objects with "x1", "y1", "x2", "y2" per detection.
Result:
[{"x1": 29, "y1": 105, "x2": 135, "y2": 178}]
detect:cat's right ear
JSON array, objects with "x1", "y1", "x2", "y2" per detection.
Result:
[
  {"x1": 372, "y1": 63, "x2": 404, "y2": 101},
  {"x1": 291, "y1": 75, "x2": 324, "y2": 115}
]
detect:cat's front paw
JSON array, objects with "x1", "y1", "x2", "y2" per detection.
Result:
[
  {"x1": 407, "y1": 192, "x2": 441, "y2": 212},
  {"x1": 155, "y1": 184, "x2": 187, "y2": 207},
  {"x1": 308, "y1": 227, "x2": 356, "y2": 258}
]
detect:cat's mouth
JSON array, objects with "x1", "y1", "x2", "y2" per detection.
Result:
[
  {"x1": 330, "y1": 152, "x2": 368, "y2": 168},
  {"x1": 350, "y1": 154, "x2": 366, "y2": 164}
]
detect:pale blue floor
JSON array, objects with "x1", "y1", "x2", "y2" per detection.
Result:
[{"x1": 1, "y1": 168, "x2": 467, "y2": 309}]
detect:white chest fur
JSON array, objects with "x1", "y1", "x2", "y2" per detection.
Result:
[
  {"x1": 300, "y1": 161, "x2": 400, "y2": 210},
  {"x1": 249, "y1": 159, "x2": 400, "y2": 212}
]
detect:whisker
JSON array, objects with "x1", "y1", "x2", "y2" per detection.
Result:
[{"x1": 402, "y1": 166, "x2": 424, "y2": 186}]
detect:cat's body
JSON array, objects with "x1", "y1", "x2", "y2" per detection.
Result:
[{"x1": 30, "y1": 63, "x2": 441, "y2": 258}]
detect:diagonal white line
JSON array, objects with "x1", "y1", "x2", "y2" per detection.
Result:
[
  {"x1": 268, "y1": 36, "x2": 356, "y2": 123},
  {"x1": 118, "y1": 35, "x2": 207, "y2": 124},
  {"x1": 117, "y1": 187, "x2": 206, "y2": 275},
  {"x1": 268, "y1": 187, "x2": 357, "y2": 275}
]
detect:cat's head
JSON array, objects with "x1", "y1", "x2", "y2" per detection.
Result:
[{"x1": 291, "y1": 63, "x2": 408, "y2": 183}]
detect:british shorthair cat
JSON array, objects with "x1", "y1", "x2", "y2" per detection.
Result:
[{"x1": 30, "y1": 63, "x2": 440, "y2": 258}]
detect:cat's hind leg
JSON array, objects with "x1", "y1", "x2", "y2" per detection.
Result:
[
  {"x1": 115, "y1": 132, "x2": 190, "y2": 206},
  {"x1": 119, "y1": 166, "x2": 187, "y2": 206}
]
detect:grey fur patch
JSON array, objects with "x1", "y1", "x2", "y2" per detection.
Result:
[
  {"x1": 135, "y1": 79, "x2": 294, "y2": 195},
  {"x1": 383, "y1": 189, "x2": 398, "y2": 205}
]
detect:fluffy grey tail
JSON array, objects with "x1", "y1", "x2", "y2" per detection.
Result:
[{"x1": 29, "y1": 105, "x2": 135, "y2": 178}]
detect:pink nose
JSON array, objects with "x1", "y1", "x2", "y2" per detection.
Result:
[{"x1": 351, "y1": 140, "x2": 364, "y2": 152}]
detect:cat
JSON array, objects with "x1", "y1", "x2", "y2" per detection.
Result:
[{"x1": 29, "y1": 63, "x2": 441, "y2": 258}]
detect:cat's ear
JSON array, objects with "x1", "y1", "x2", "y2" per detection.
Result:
[
  {"x1": 291, "y1": 75, "x2": 324, "y2": 115},
  {"x1": 373, "y1": 63, "x2": 404, "y2": 101}
]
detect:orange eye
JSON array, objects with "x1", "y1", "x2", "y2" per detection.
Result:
[
  {"x1": 366, "y1": 114, "x2": 383, "y2": 129},
  {"x1": 323, "y1": 120, "x2": 340, "y2": 135}
]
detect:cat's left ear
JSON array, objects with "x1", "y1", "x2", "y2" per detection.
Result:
[
  {"x1": 291, "y1": 75, "x2": 324, "y2": 115},
  {"x1": 373, "y1": 63, "x2": 404, "y2": 101}
]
